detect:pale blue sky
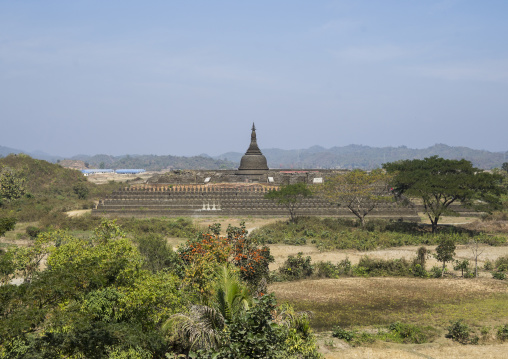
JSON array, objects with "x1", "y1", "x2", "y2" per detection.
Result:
[{"x1": 1, "y1": 1, "x2": 507, "y2": 157}]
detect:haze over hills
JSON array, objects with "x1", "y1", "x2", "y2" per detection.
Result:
[
  {"x1": 219, "y1": 144, "x2": 508, "y2": 170},
  {"x1": 1, "y1": 144, "x2": 507, "y2": 171}
]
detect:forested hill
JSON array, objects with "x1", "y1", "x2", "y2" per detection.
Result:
[
  {"x1": 218, "y1": 144, "x2": 508, "y2": 170},
  {"x1": 2, "y1": 144, "x2": 506, "y2": 170},
  {"x1": 70, "y1": 154, "x2": 237, "y2": 171}
]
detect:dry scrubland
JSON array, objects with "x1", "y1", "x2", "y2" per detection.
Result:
[
  {"x1": 3, "y1": 214, "x2": 508, "y2": 358},
  {"x1": 182, "y1": 216, "x2": 508, "y2": 358}
]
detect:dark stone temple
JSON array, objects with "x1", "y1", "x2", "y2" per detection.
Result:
[
  {"x1": 92, "y1": 125, "x2": 421, "y2": 220},
  {"x1": 236, "y1": 123, "x2": 269, "y2": 179}
]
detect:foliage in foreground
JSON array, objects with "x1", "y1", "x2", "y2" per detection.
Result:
[{"x1": 0, "y1": 220, "x2": 321, "y2": 358}]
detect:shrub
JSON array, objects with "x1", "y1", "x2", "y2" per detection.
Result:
[
  {"x1": 332, "y1": 326, "x2": 355, "y2": 342},
  {"x1": 73, "y1": 182, "x2": 89, "y2": 200},
  {"x1": 26, "y1": 226, "x2": 42, "y2": 239},
  {"x1": 356, "y1": 256, "x2": 412, "y2": 277},
  {"x1": 249, "y1": 217, "x2": 501, "y2": 252},
  {"x1": 494, "y1": 255, "x2": 508, "y2": 271},
  {"x1": 278, "y1": 252, "x2": 313, "y2": 280},
  {"x1": 430, "y1": 266, "x2": 443, "y2": 278},
  {"x1": 497, "y1": 324, "x2": 508, "y2": 341},
  {"x1": 337, "y1": 257, "x2": 352, "y2": 275},
  {"x1": 484, "y1": 260, "x2": 494, "y2": 270},
  {"x1": 315, "y1": 261, "x2": 340, "y2": 279},
  {"x1": 388, "y1": 322, "x2": 429, "y2": 344},
  {"x1": 446, "y1": 320, "x2": 471, "y2": 344},
  {"x1": 492, "y1": 271, "x2": 506, "y2": 280},
  {"x1": 410, "y1": 263, "x2": 427, "y2": 278},
  {"x1": 0, "y1": 217, "x2": 16, "y2": 237}
]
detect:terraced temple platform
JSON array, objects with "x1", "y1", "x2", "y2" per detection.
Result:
[{"x1": 93, "y1": 183, "x2": 419, "y2": 219}]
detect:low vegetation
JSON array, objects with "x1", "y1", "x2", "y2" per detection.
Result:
[{"x1": 250, "y1": 217, "x2": 507, "y2": 251}]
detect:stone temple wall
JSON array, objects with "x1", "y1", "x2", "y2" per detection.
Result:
[
  {"x1": 147, "y1": 169, "x2": 349, "y2": 186},
  {"x1": 92, "y1": 183, "x2": 420, "y2": 220}
]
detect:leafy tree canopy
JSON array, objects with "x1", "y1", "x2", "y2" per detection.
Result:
[
  {"x1": 314, "y1": 169, "x2": 393, "y2": 227},
  {"x1": 383, "y1": 156, "x2": 505, "y2": 232},
  {"x1": 265, "y1": 183, "x2": 312, "y2": 223},
  {"x1": 0, "y1": 167, "x2": 26, "y2": 202}
]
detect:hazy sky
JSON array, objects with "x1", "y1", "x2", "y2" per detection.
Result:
[{"x1": 1, "y1": 1, "x2": 507, "y2": 157}]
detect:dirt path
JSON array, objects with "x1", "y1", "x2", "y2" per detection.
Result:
[
  {"x1": 192, "y1": 217, "x2": 280, "y2": 235},
  {"x1": 66, "y1": 209, "x2": 92, "y2": 217},
  {"x1": 318, "y1": 342, "x2": 508, "y2": 359}
]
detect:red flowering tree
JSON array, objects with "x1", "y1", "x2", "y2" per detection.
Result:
[{"x1": 179, "y1": 222, "x2": 273, "y2": 289}]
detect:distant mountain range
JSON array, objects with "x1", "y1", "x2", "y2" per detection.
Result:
[
  {"x1": 1, "y1": 144, "x2": 507, "y2": 170},
  {"x1": 217, "y1": 144, "x2": 508, "y2": 170}
]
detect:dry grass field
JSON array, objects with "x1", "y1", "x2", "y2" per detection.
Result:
[
  {"x1": 271, "y1": 277, "x2": 508, "y2": 329},
  {"x1": 271, "y1": 277, "x2": 508, "y2": 358}
]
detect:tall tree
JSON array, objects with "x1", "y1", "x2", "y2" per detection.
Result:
[
  {"x1": 314, "y1": 169, "x2": 393, "y2": 227},
  {"x1": 384, "y1": 156, "x2": 505, "y2": 233},
  {"x1": 265, "y1": 183, "x2": 312, "y2": 223}
]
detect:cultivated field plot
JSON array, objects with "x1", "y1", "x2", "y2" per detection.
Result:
[
  {"x1": 271, "y1": 277, "x2": 508, "y2": 358},
  {"x1": 271, "y1": 277, "x2": 508, "y2": 329}
]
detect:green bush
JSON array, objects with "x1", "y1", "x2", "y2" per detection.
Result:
[
  {"x1": 332, "y1": 326, "x2": 355, "y2": 342},
  {"x1": 356, "y1": 256, "x2": 412, "y2": 277},
  {"x1": 0, "y1": 217, "x2": 16, "y2": 236},
  {"x1": 494, "y1": 255, "x2": 508, "y2": 271},
  {"x1": 410, "y1": 263, "x2": 427, "y2": 278},
  {"x1": 388, "y1": 322, "x2": 430, "y2": 344},
  {"x1": 497, "y1": 324, "x2": 508, "y2": 341},
  {"x1": 446, "y1": 320, "x2": 471, "y2": 344},
  {"x1": 484, "y1": 260, "x2": 494, "y2": 270},
  {"x1": 430, "y1": 266, "x2": 443, "y2": 278},
  {"x1": 26, "y1": 226, "x2": 42, "y2": 239},
  {"x1": 492, "y1": 271, "x2": 506, "y2": 280},
  {"x1": 278, "y1": 252, "x2": 314, "y2": 280},
  {"x1": 315, "y1": 261, "x2": 340, "y2": 279}
]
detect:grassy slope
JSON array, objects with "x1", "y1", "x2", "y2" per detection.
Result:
[{"x1": 0, "y1": 154, "x2": 120, "y2": 222}]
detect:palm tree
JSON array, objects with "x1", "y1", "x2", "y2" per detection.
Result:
[{"x1": 163, "y1": 264, "x2": 252, "y2": 352}]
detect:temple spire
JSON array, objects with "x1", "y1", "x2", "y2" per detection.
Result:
[{"x1": 247, "y1": 123, "x2": 261, "y2": 154}]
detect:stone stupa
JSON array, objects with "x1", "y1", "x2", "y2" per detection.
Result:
[{"x1": 236, "y1": 123, "x2": 269, "y2": 178}]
